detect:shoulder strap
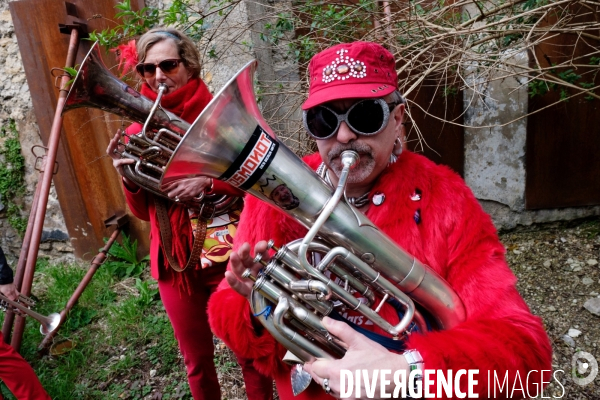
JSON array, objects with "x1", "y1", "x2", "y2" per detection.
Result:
[{"x1": 155, "y1": 198, "x2": 207, "y2": 272}]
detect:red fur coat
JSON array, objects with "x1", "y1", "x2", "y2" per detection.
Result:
[{"x1": 208, "y1": 150, "x2": 552, "y2": 399}]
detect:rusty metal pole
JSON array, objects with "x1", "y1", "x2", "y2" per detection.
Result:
[
  {"x1": 38, "y1": 217, "x2": 127, "y2": 352},
  {"x1": 1, "y1": 182, "x2": 41, "y2": 343},
  {"x1": 10, "y1": 28, "x2": 80, "y2": 351}
]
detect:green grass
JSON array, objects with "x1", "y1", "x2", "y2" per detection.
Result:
[{"x1": 0, "y1": 256, "x2": 191, "y2": 399}]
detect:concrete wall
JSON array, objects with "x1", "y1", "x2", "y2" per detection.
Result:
[{"x1": 463, "y1": 51, "x2": 600, "y2": 230}]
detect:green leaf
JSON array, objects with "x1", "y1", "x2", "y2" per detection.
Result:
[{"x1": 64, "y1": 67, "x2": 78, "y2": 77}]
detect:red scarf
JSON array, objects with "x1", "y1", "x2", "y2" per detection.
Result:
[
  {"x1": 138, "y1": 78, "x2": 213, "y2": 290},
  {"x1": 139, "y1": 78, "x2": 212, "y2": 123}
]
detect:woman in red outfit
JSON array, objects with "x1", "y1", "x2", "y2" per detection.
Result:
[
  {"x1": 0, "y1": 246, "x2": 51, "y2": 400},
  {"x1": 106, "y1": 28, "x2": 272, "y2": 400}
]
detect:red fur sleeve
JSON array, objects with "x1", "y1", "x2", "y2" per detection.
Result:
[
  {"x1": 208, "y1": 287, "x2": 283, "y2": 372},
  {"x1": 405, "y1": 170, "x2": 552, "y2": 398},
  {"x1": 122, "y1": 180, "x2": 151, "y2": 221},
  {"x1": 208, "y1": 196, "x2": 300, "y2": 377}
]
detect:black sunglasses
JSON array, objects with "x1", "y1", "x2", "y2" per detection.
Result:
[
  {"x1": 303, "y1": 98, "x2": 400, "y2": 140},
  {"x1": 135, "y1": 59, "x2": 183, "y2": 78}
]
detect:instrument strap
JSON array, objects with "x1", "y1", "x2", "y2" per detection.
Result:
[{"x1": 155, "y1": 198, "x2": 207, "y2": 272}]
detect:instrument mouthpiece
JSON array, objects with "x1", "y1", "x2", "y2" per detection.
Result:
[{"x1": 340, "y1": 150, "x2": 360, "y2": 169}]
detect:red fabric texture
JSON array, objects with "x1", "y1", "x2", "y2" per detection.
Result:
[
  {"x1": 159, "y1": 266, "x2": 223, "y2": 400},
  {"x1": 208, "y1": 150, "x2": 553, "y2": 399},
  {"x1": 0, "y1": 332, "x2": 51, "y2": 400},
  {"x1": 302, "y1": 41, "x2": 397, "y2": 110},
  {"x1": 159, "y1": 266, "x2": 273, "y2": 400},
  {"x1": 138, "y1": 78, "x2": 211, "y2": 122}
]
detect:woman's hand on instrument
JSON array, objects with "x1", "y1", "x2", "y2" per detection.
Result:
[
  {"x1": 107, "y1": 130, "x2": 135, "y2": 179},
  {"x1": 0, "y1": 282, "x2": 19, "y2": 301},
  {"x1": 303, "y1": 317, "x2": 409, "y2": 399},
  {"x1": 162, "y1": 176, "x2": 213, "y2": 203},
  {"x1": 225, "y1": 241, "x2": 270, "y2": 299}
]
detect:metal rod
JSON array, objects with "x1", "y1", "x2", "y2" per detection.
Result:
[
  {"x1": 38, "y1": 226, "x2": 123, "y2": 352},
  {"x1": 11, "y1": 28, "x2": 80, "y2": 351},
  {"x1": 1, "y1": 182, "x2": 40, "y2": 343},
  {"x1": 0, "y1": 294, "x2": 60, "y2": 335}
]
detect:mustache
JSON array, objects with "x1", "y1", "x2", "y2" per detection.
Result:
[{"x1": 327, "y1": 142, "x2": 373, "y2": 161}]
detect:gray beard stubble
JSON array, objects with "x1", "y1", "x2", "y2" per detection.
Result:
[{"x1": 327, "y1": 142, "x2": 376, "y2": 183}]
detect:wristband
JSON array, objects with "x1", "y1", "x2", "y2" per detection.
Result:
[
  {"x1": 404, "y1": 349, "x2": 424, "y2": 376},
  {"x1": 404, "y1": 349, "x2": 424, "y2": 397}
]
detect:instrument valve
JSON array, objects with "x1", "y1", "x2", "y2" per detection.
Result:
[
  {"x1": 266, "y1": 239, "x2": 279, "y2": 252},
  {"x1": 242, "y1": 268, "x2": 258, "y2": 282},
  {"x1": 253, "y1": 253, "x2": 268, "y2": 267}
]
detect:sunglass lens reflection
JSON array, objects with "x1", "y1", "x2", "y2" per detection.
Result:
[
  {"x1": 306, "y1": 107, "x2": 339, "y2": 138},
  {"x1": 158, "y1": 60, "x2": 179, "y2": 73},
  {"x1": 347, "y1": 101, "x2": 385, "y2": 134},
  {"x1": 136, "y1": 60, "x2": 180, "y2": 77}
]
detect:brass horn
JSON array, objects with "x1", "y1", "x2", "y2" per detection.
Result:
[
  {"x1": 161, "y1": 58, "x2": 466, "y2": 384},
  {"x1": 62, "y1": 42, "x2": 238, "y2": 214},
  {"x1": 0, "y1": 294, "x2": 60, "y2": 335}
]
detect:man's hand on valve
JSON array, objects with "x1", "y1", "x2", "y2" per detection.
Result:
[
  {"x1": 225, "y1": 242, "x2": 413, "y2": 400},
  {"x1": 225, "y1": 241, "x2": 271, "y2": 299},
  {"x1": 303, "y1": 317, "x2": 410, "y2": 399}
]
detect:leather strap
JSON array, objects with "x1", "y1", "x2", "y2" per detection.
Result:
[{"x1": 155, "y1": 198, "x2": 207, "y2": 272}]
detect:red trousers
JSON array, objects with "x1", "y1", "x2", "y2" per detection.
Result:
[
  {"x1": 0, "y1": 332, "x2": 50, "y2": 400},
  {"x1": 158, "y1": 266, "x2": 273, "y2": 400}
]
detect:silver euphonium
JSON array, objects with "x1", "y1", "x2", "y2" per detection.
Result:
[
  {"x1": 0, "y1": 294, "x2": 60, "y2": 335},
  {"x1": 62, "y1": 42, "x2": 238, "y2": 214},
  {"x1": 163, "y1": 60, "x2": 466, "y2": 393}
]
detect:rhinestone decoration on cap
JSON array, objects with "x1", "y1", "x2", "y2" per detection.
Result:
[{"x1": 322, "y1": 48, "x2": 367, "y2": 83}]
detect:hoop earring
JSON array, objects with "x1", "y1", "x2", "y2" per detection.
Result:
[
  {"x1": 388, "y1": 138, "x2": 402, "y2": 166},
  {"x1": 394, "y1": 137, "x2": 403, "y2": 156}
]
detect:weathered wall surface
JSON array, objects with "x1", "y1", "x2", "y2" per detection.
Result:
[
  {"x1": 464, "y1": 52, "x2": 529, "y2": 212},
  {"x1": 464, "y1": 51, "x2": 600, "y2": 229},
  {"x1": 0, "y1": 0, "x2": 73, "y2": 265}
]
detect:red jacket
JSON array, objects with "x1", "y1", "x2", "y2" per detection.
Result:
[{"x1": 208, "y1": 150, "x2": 552, "y2": 399}]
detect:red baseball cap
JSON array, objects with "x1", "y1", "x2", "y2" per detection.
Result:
[{"x1": 302, "y1": 41, "x2": 398, "y2": 110}]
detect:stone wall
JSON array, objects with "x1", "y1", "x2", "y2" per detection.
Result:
[{"x1": 0, "y1": 0, "x2": 73, "y2": 265}]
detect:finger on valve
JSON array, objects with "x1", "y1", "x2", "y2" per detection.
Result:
[{"x1": 107, "y1": 131, "x2": 123, "y2": 158}]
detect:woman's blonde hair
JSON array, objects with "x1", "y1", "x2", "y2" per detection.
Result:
[{"x1": 136, "y1": 28, "x2": 201, "y2": 79}]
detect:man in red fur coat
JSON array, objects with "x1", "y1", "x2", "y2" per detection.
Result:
[{"x1": 208, "y1": 42, "x2": 552, "y2": 399}]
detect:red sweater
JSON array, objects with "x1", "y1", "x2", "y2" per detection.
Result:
[{"x1": 208, "y1": 151, "x2": 552, "y2": 399}]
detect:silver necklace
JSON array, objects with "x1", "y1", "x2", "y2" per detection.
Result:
[{"x1": 316, "y1": 162, "x2": 370, "y2": 208}]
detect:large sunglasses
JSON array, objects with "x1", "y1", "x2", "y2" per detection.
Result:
[
  {"x1": 303, "y1": 98, "x2": 400, "y2": 140},
  {"x1": 135, "y1": 59, "x2": 183, "y2": 78}
]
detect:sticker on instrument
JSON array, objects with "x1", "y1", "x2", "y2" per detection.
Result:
[
  {"x1": 219, "y1": 126, "x2": 279, "y2": 190},
  {"x1": 258, "y1": 174, "x2": 300, "y2": 210}
]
